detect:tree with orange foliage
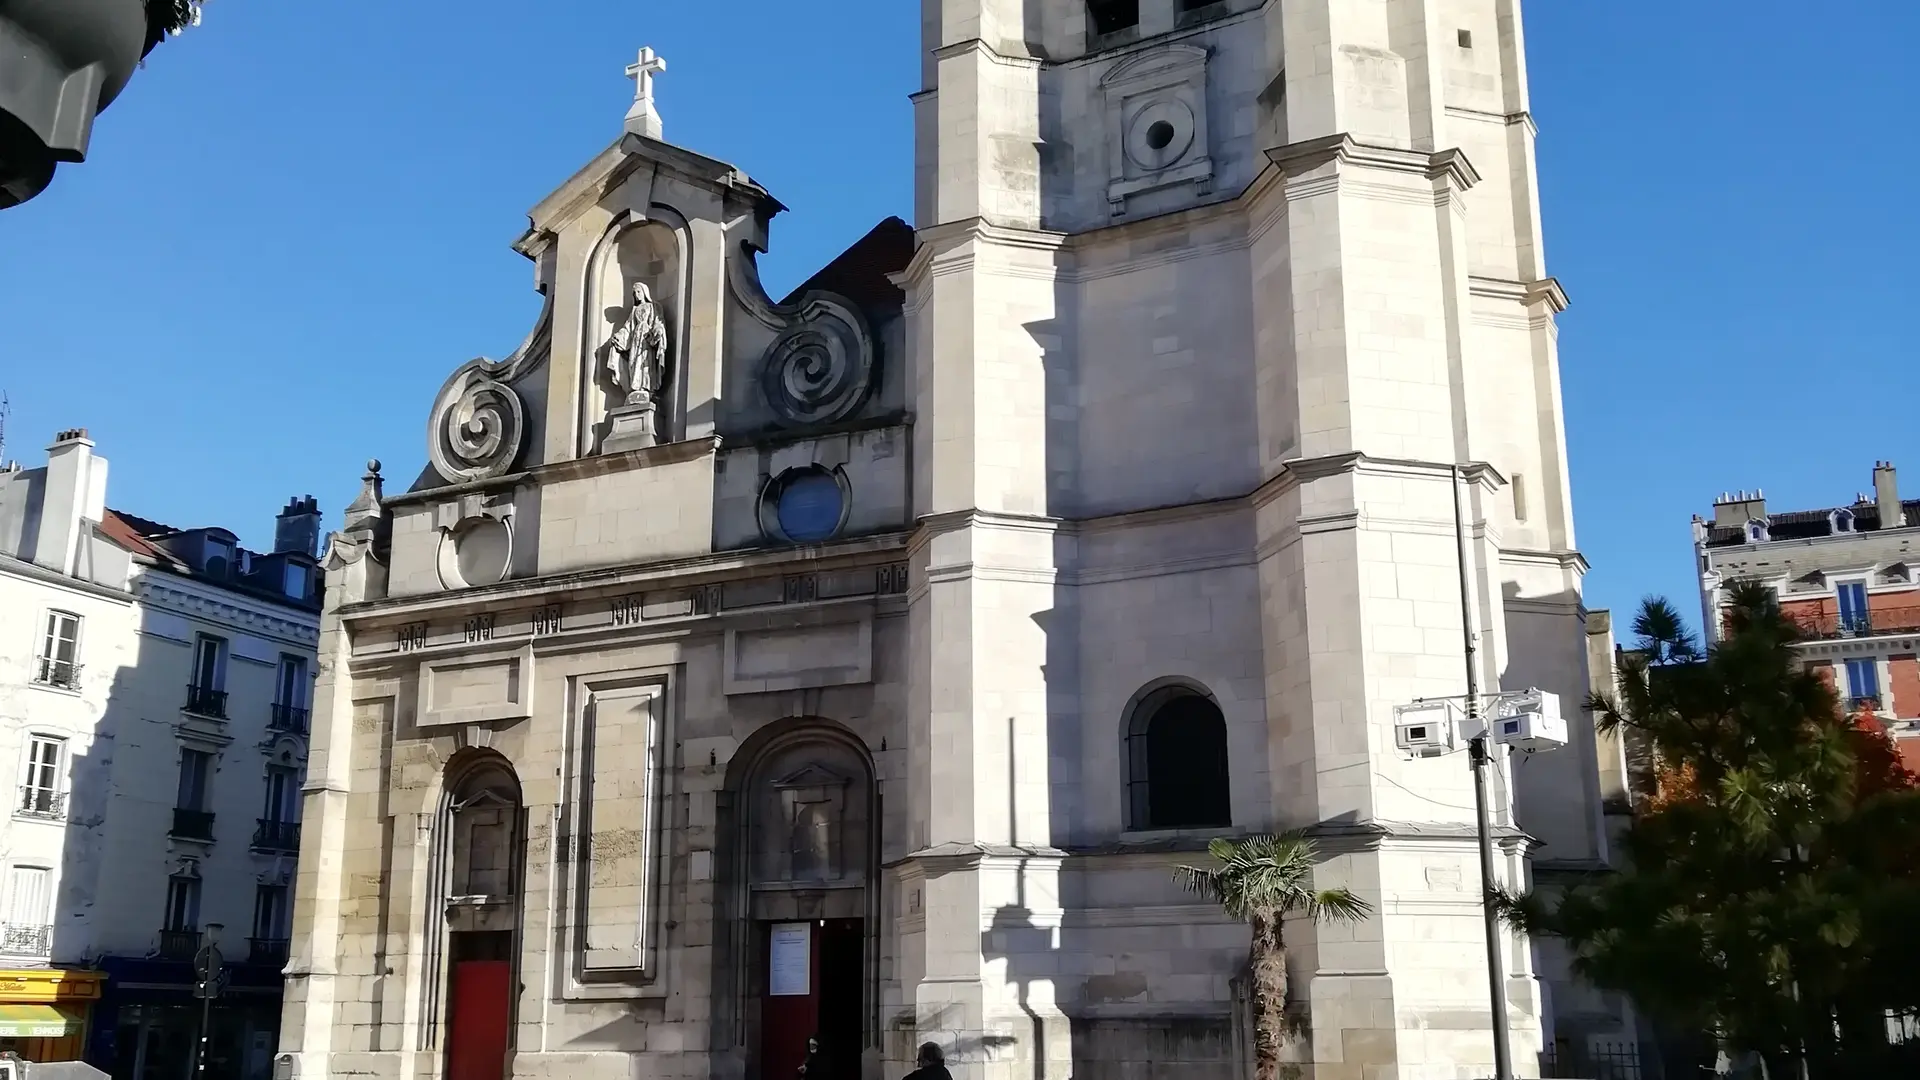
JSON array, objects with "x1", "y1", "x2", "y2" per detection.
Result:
[{"x1": 1498, "y1": 583, "x2": 1920, "y2": 1078}]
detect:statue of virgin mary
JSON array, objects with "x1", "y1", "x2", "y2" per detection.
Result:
[{"x1": 605, "y1": 282, "x2": 670, "y2": 408}]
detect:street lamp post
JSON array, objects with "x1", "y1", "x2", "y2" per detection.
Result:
[{"x1": 193, "y1": 922, "x2": 226, "y2": 1079}]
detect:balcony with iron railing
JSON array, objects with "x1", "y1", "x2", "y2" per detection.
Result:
[
  {"x1": 17, "y1": 786, "x2": 65, "y2": 820},
  {"x1": 248, "y1": 937, "x2": 290, "y2": 967},
  {"x1": 251, "y1": 818, "x2": 300, "y2": 853},
  {"x1": 268, "y1": 702, "x2": 309, "y2": 735},
  {"x1": 32, "y1": 657, "x2": 82, "y2": 690},
  {"x1": 0, "y1": 923, "x2": 52, "y2": 957},
  {"x1": 184, "y1": 683, "x2": 228, "y2": 719},
  {"x1": 1789, "y1": 603, "x2": 1920, "y2": 641},
  {"x1": 157, "y1": 928, "x2": 200, "y2": 960},
  {"x1": 170, "y1": 807, "x2": 215, "y2": 842}
]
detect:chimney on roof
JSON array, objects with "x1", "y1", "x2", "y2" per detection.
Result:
[
  {"x1": 274, "y1": 495, "x2": 323, "y2": 558},
  {"x1": 30, "y1": 428, "x2": 107, "y2": 576},
  {"x1": 1875, "y1": 461, "x2": 1904, "y2": 529},
  {"x1": 1713, "y1": 488, "x2": 1768, "y2": 529}
]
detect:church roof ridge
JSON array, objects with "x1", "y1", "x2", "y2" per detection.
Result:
[{"x1": 780, "y1": 216, "x2": 916, "y2": 312}]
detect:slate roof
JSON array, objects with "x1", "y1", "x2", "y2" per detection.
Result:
[
  {"x1": 1702, "y1": 499, "x2": 1920, "y2": 547},
  {"x1": 779, "y1": 216, "x2": 916, "y2": 314}
]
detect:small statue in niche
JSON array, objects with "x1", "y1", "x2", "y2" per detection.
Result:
[
  {"x1": 605, "y1": 281, "x2": 671, "y2": 410},
  {"x1": 789, "y1": 800, "x2": 834, "y2": 881}
]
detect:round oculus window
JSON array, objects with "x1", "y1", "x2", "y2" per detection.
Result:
[
  {"x1": 775, "y1": 470, "x2": 846, "y2": 543},
  {"x1": 453, "y1": 518, "x2": 511, "y2": 586},
  {"x1": 1125, "y1": 99, "x2": 1196, "y2": 172}
]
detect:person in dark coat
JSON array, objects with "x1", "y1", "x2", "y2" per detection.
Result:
[
  {"x1": 798, "y1": 1036, "x2": 827, "y2": 1080},
  {"x1": 904, "y1": 1042, "x2": 951, "y2": 1080}
]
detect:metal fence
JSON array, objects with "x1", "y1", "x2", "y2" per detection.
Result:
[{"x1": 1540, "y1": 1040, "x2": 1644, "y2": 1080}]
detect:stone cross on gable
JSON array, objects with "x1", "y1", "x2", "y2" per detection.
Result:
[{"x1": 624, "y1": 46, "x2": 666, "y2": 139}]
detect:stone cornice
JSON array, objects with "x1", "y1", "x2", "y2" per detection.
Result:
[
  {"x1": 883, "y1": 841, "x2": 1068, "y2": 871},
  {"x1": 1469, "y1": 274, "x2": 1570, "y2": 313},
  {"x1": 929, "y1": 37, "x2": 1045, "y2": 69},
  {"x1": 886, "y1": 819, "x2": 1542, "y2": 868},
  {"x1": 0, "y1": 552, "x2": 134, "y2": 606},
  {"x1": 384, "y1": 435, "x2": 721, "y2": 510},
  {"x1": 336, "y1": 531, "x2": 911, "y2": 623},
  {"x1": 1248, "y1": 454, "x2": 1507, "y2": 513},
  {"x1": 1309, "y1": 817, "x2": 1539, "y2": 856},
  {"x1": 347, "y1": 456, "x2": 1564, "y2": 631},
  {"x1": 1527, "y1": 276, "x2": 1570, "y2": 313},
  {"x1": 1500, "y1": 547, "x2": 1592, "y2": 575},
  {"x1": 137, "y1": 570, "x2": 320, "y2": 647},
  {"x1": 896, "y1": 217, "x2": 1069, "y2": 289},
  {"x1": 1444, "y1": 104, "x2": 1539, "y2": 138},
  {"x1": 1266, "y1": 133, "x2": 1482, "y2": 192}
]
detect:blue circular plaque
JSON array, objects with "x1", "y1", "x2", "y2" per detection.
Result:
[{"x1": 776, "y1": 470, "x2": 845, "y2": 542}]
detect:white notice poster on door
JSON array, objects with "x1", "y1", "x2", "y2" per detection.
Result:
[{"x1": 769, "y1": 922, "x2": 811, "y2": 997}]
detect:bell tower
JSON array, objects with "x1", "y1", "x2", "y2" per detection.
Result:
[{"x1": 904, "y1": 1, "x2": 1589, "y2": 1078}]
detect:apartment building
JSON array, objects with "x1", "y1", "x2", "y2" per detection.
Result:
[
  {"x1": 0, "y1": 429, "x2": 321, "y2": 1080},
  {"x1": 1694, "y1": 460, "x2": 1920, "y2": 766}
]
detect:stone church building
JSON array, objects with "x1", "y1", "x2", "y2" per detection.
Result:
[{"x1": 279, "y1": 3, "x2": 1615, "y2": 1080}]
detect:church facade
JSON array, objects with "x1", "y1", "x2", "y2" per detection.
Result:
[{"x1": 278, "y1": 3, "x2": 1612, "y2": 1080}]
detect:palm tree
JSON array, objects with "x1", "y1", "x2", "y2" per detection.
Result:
[{"x1": 1174, "y1": 832, "x2": 1371, "y2": 1080}]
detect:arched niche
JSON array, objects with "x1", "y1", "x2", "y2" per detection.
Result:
[
  {"x1": 712, "y1": 719, "x2": 880, "y2": 1077},
  {"x1": 579, "y1": 210, "x2": 691, "y2": 455},
  {"x1": 420, "y1": 750, "x2": 526, "y2": 1057}
]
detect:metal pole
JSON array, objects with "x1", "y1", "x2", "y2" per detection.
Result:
[
  {"x1": 1453, "y1": 464, "x2": 1514, "y2": 1080},
  {"x1": 196, "y1": 986, "x2": 212, "y2": 1078},
  {"x1": 1471, "y1": 733, "x2": 1515, "y2": 1080}
]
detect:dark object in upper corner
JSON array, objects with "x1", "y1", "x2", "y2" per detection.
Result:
[
  {"x1": 780, "y1": 217, "x2": 916, "y2": 314},
  {"x1": 143, "y1": 0, "x2": 196, "y2": 54}
]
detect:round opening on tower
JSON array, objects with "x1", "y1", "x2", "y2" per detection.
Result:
[{"x1": 1145, "y1": 120, "x2": 1176, "y2": 151}]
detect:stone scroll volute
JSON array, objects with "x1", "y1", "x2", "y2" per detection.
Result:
[{"x1": 426, "y1": 293, "x2": 553, "y2": 483}]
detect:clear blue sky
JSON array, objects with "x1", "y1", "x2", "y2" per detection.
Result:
[{"x1": 1, "y1": 1, "x2": 1914, "y2": 630}]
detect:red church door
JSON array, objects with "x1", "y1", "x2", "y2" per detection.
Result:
[
  {"x1": 761, "y1": 919, "x2": 863, "y2": 1080},
  {"x1": 447, "y1": 959, "x2": 512, "y2": 1080}
]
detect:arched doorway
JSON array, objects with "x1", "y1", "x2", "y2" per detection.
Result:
[
  {"x1": 429, "y1": 752, "x2": 524, "y2": 1080},
  {"x1": 716, "y1": 721, "x2": 877, "y2": 1080}
]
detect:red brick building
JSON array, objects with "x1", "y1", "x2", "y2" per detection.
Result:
[{"x1": 1694, "y1": 462, "x2": 1920, "y2": 769}]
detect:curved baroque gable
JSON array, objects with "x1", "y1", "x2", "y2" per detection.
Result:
[
  {"x1": 725, "y1": 220, "x2": 877, "y2": 429},
  {"x1": 426, "y1": 292, "x2": 554, "y2": 482}
]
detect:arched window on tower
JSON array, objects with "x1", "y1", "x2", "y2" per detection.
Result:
[{"x1": 1125, "y1": 685, "x2": 1231, "y2": 831}]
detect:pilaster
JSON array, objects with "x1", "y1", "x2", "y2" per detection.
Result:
[{"x1": 279, "y1": 577, "x2": 359, "y2": 1072}]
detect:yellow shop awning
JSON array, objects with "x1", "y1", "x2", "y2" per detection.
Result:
[{"x1": 0, "y1": 1003, "x2": 84, "y2": 1038}]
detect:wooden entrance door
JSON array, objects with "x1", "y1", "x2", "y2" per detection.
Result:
[
  {"x1": 447, "y1": 960, "x2": 511, "y2": 1080},
  {"x1": 761, "y1": 919, "x2": 863, "y2": 1080}
]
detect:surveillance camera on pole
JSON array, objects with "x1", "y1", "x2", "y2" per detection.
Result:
[
  {"x1": 1392, "y1": 699, "x2": 1461, "y2": 758},
  {"x1": 1487, "y1": 689, "x2": 1568, "y2": 753}
]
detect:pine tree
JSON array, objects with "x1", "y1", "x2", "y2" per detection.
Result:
[{"x1": 1499, "y1": 583, "x2": 1920, "y2": 1077}]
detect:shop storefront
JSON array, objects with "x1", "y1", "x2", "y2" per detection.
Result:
[
  {"x1": 0, "y1": 969, "x2": 103, "y2": 1062},
  {"x1": 84, "y1": 957, "x2": 281, "y2": 1080}
]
